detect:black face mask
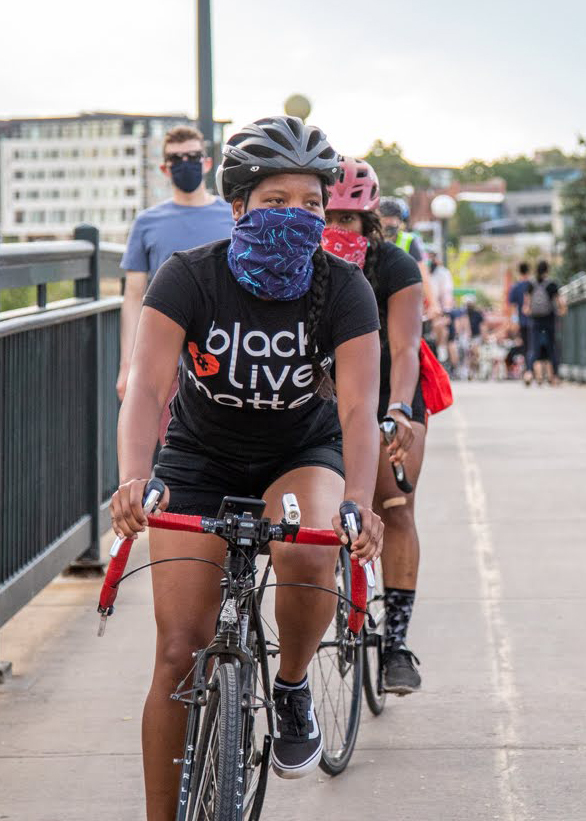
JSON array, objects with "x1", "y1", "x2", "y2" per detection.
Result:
[
  {"x1": 171, "y1": 160, "x2": 203, "y2": 193},
  {"x1": 384, "y1": 225, "x2": 399, "y2": 240},
  {"x1": 429, "y1": 261, "x2": 438, "y2": 272}
]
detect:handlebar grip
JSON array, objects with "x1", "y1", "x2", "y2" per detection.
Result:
[
  {"x1": 339, "y1": 501, "x2": 366, "y2": 634},
  {"x1": 339, "y1": 500, "x2": 362, "y2": 543},
  {"x1": 392, "y1": 463, "x2": 413, "y2": 494},
  {"x1": 142, "y1": 478, "x2": 166, "y2": 512},
  {"x1": 380, "y1": 419, "x2": 414, "y2": 494},
  {"x1": 347, "y1": 559, "x2": 367, "y2": 635},
  {"x1": 98, "y1": 538, "x2": 133, "y2": 611}
]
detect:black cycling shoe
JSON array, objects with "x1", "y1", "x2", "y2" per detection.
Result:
[
  {"x1": 271, "y1": 683, "x2": 323, "y2": 779},
  {"x1": 382, "y1": 646, "x2": 421, "y2": 695}
]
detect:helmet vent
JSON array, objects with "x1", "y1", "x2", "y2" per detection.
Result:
[
  {"x1": 306, "y1": 130, "x2": 321, "y2": 151},
  {"x1": 285, "y1": 117, "x2": 302, "y2": 138},
  {"x1": 263, "y1": 127, "x2": 294, "y2": 150},
  {"x1": 247, "y1": 144, "x2": 279, "y2": 159}
]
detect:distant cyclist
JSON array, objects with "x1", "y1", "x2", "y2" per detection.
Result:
[
  {"x1": 110, "y1": 117, "x2": 384, "y2": 816},
  {"x1": 379, "y1": 196, "x2": 439, "y2": 319},
  {"x1": 323, "y1": 158, "x2": 425, "y2": 695}
]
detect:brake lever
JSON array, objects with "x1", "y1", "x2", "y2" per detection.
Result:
[
  {"x1": 379, "y1": 419, "x2": 414, "y2": 494},
  {"x1": 109, "y1": 478, "x2": 166, "y2": 557}
]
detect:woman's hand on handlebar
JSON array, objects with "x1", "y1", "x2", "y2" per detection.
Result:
[
  {"x1": 332, "y1": 505, "x2": 383, "y2": 566},
  {"x1": 110, "y1": 479, "x2": 170, "y2": 539},
  {"x1": 383, "y1": 410, "x2": 414, "y2": 465}
]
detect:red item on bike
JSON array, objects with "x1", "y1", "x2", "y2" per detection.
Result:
[
  {"x1": 347, "y1": 560, "x2": 367, "y2": 635},
  {"x1": 419, "y1": 339, "x2": 453, "y2": 415},
  {"x1": 98, "y1": 538, "x2": 134, "y2": 610}
]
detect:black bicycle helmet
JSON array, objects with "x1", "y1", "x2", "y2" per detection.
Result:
[
  {"x1": 216, "y1": 115, "x2": 341, "y2": 201},
  {"x1": 379, "y1": 196, "x2": 406, "y2": 219}
]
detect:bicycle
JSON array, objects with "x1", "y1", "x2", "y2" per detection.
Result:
[
  {"x1": 309, "y1": 418, "x2": 413, "y2": 774},
  {"x1": 97, "y1": 485, "x2": 371, "y2": 821}
]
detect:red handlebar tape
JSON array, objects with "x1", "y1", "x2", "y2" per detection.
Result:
[
  {"x1": 98, "y1": 513, "x2": 367, "y2": 633},
  {"x1": 98, "y1": 538, "x2": 133, "y2": 610}
]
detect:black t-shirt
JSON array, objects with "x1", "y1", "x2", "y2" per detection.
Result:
[
  {"x1": 375, "y1": 242, "x2": 422, "y2": 418},
  {"x1": 143, "y1": 239, "x2": 380, "y2": 459}
]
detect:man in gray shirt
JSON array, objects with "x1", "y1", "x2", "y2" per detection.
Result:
[{"x1": 117, "y1": 125, "x2": 234, "y2": 439}]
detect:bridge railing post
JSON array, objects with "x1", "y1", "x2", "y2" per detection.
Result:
[{"x1": 70, "y1": 225, "x2": 103, "y2": 568}]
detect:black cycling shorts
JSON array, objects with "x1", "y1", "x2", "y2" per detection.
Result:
[{"x1": 155, "y1": 435, "x2": 344, "y2": 517}]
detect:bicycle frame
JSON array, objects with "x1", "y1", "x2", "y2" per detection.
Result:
[{"x1": 172, "y1": 533, "x2": 275, "y2": 821}]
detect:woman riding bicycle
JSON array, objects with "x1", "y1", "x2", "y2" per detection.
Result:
[
  {"x1": 110, "y1": 116, "x2": 383, "y2": 819},
  {"x1": 322, "y1": 157, "x2": 425, "y2": 695}
]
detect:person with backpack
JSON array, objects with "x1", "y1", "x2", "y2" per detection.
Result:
[{"x1": 523, "y1": 260, "x2": 566, "y2": 385}]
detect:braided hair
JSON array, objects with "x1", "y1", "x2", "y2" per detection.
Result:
[
  {"x1": 306, "y1": 246, "x2": 335, "y2": 399},
  {"x1": 360, "y1": 210, "x2": 386, "y2": 334},
  {"x1": 230, "y1": 177, "x2": 335, "y2": 399}
]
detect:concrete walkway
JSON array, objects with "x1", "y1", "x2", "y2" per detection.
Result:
[{"x1": 1, "y1": 382, "x2": 585, "y2": 821}]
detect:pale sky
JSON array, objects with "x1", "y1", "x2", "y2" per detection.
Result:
[{"x1": 1, "y1": 0, "x2": 585, "y2": 166}]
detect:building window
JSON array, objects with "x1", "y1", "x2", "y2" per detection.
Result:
[
  {"x1": 125, "y1": 187, "x2": 136, "y2": 197},
  {"x1": 15, "y1": 211, "x2": 24, "y2": 223},
  {"x1": 14, "y1": 170, "x2": 24, "y2": 179},
  {"x1": 124, "y1": 146, "x2": 136, "y2": 156}
]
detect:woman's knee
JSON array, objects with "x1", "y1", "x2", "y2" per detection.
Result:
[
  {"x1": 154, "y1": 628, "x2": 214, "y2": 680},
  {"x1": 381, "y1": 498, "x2": 416, "y2": 533},
  {"x1": 272, "y1": 544, "x2": 337, "y2": 583}
]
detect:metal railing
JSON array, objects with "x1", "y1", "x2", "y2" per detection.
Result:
[
  {"x1": 0, "y1": 225, "x2": 125, "y2": 630},
  {"x1": 560, "y1": 273, "x2": 586, "y2": 382}
]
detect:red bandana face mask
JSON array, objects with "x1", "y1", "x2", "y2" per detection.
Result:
[{"x1": 322, "y1": 226, "x2": 368, "y2": 270}]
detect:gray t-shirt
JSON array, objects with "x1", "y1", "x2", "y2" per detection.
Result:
[{"x1": 121, "y1": 198, "x2": 234, "y2": 280}]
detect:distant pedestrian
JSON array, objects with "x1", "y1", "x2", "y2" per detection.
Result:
[
  {"x1": 428, "y1": 250, "x2": 455, "y2": 366},
  {"x1": 508, "y1": 261, "x2": 533, "y2": 384},
  {"x1": 523, "y1": 260, "x2": 566, "y2": 385},
  {"x1": 117, "y1": 125, "x2": 234, "y2": 441}
]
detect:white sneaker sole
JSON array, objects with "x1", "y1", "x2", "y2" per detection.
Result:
[{"x1": 270, "y1": 738, "x2": 323, "y2": 780}]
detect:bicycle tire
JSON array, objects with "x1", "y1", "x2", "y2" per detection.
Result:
[
  {"x1": 309, "y1": 548, "x2": 363, "y2": 776},
  {"x1": 187, "y1": 662, "x2": 243, "y2": 821},
  {"x1": 241, "y1": 593, "x2": 272, "y2": 821},
  {"x1": 362, "y1": 561, "x2": 387, "y2": 716}
]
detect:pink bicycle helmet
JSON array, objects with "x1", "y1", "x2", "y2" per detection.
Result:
[{"x1": 327, "y1": 157, "x2": 380, "y2": 211}]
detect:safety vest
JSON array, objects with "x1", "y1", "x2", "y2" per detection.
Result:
[{"x1": 395, "y1": 231, "x2": 414, "y2": 254}]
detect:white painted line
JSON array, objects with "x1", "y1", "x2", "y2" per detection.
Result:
[{"x1": 454, "y1": 406, "x2": 529, "y2": 821}]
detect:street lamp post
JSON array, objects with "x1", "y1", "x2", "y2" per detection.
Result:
[
  {"x1": 430, "y1": 194, "x2": 457, "y2": 266},
  {"x1": 197, "y1": 0, "x2": 214, "y2": 157}
]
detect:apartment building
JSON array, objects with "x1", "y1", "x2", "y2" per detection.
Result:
[{"x1": 0, "y1": 112, "x2": 202, "y2": 242}]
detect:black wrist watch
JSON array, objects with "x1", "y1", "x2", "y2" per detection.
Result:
[{"x1": 386, "y1": 402, "x2": 413, "y2": 420}]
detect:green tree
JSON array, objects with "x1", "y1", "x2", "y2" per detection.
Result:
[
  {"x1": 456, "y1": 159, "x2": 493, "y2": 183},
  {"x1": 558, "y1": 138, "x2": 586, "y2": 284},
  {"x1": 457, "y1": 155, "x2": 542, "y2": 191},
  {"x1": 363, "y1": 140, "x2": 429, "y2": 194},
  {"x1": 492, "y1": 156, "x2": 542, "y2": 191},
  {"x1": 451, "y1": 201, "x2": 480, "y2": 236}
]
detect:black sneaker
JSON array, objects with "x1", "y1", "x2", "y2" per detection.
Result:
[
  {"x1": 271, "y1": 682, "x2": 322, "y2": 779},
  {"x1": 382, "y1": 646, "x2": 421, "y2": 695}
]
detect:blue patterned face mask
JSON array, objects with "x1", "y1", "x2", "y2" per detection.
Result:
[{"x1": 227, "y1": 207, "x2": 326, "y2": 300}]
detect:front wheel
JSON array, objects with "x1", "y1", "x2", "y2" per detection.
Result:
[
  {"x1": 309, "y1": 548, "x2": 363, "y2": 776},
  {"x1": 187, "y1": 662, "x2": 243, "y2": 821}
]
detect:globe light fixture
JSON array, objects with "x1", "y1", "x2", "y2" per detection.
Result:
[
  {"x1": 284, "y1": 94, "x2": 312, "y2": 123},
  {"x1": 430, "y1": 194, "x2": 457, "y2": 220},
  {"x1": 430, "y1": 194, "x2": 457, "y2": 263}
]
